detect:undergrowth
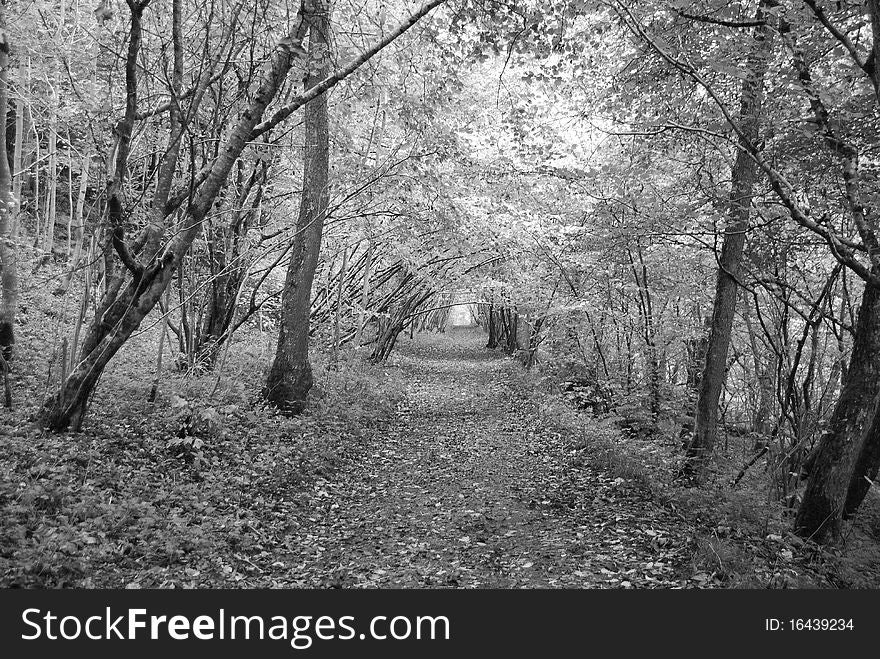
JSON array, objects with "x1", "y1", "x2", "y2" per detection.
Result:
[
  {"x1": 0, "y1": 295, "x2": 407, "y2": 587},
  {"x1": 510, "y1": 359, "x2": 878, "y2": 588}
]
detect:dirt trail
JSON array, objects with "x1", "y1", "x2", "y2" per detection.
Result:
[{"x1": 279, "y1": 328, "x2": 691, "y2": 588}]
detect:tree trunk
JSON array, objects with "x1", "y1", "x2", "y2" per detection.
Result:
[
  {"x1": 355, "y1": 240, "x2": 373, "y2": 345},
  {"x1": 524, "y1": 316, "x2": 545, "y2": 369},
  {"x1": 795, "y1": 283, "x2": 880, "y2": 541},
  {"x1": 264, "y1": 3, "x2": 331, "y2": 413},
  {"x1": 781, "y1": 4, "x2": 880, "y2": 538},
  {"x1": 0, "y1": 15, "x2": 18, "y2": 363},
  {"x1": 741, "y1": 295, "x2": 776, "y2": 446},
  {"x1": 487, "y1": 304, "x2": 498, "y2": 348},
  {"x1": 195, "y1": 250, "x2": 243, "y2": 368},
  {"x1": 40, "y1": 265, "x2": 177, "y2": 430},
  {"x1": 44, "y1": 92, "x2": 57, "y2": 252},
  {"x1": 353, "y1": 94, "x2": 384, "y2": 346},
  {"x1": 507, "y1": 308, "x2": 519, "y2": 355},
  {"x1": 58, "y1": 151, "x2": 90, "y2": 294},
  {"x1": 11, "y1": 93, "x2": 22, "y2": 231},
  {"x1": 629, "y1": 245, "x2": 661, "y2": 418},
  {"x1": 845, "y1": 394, "x2": 880, "y2": 515},
  {"x1": 195, "y1": 168, "x2": 265, "y2": 369},
  {"x1": 66, "y1": 138, "x2": 74, "y2": 257},
  {"x1": 486, "y1": 303, "x2": 498, "y2": 348},
  {"x1": 333, "y1": 244, "x2": 349, "y2": 362},
  {"x1": 685, "y1": 6, "x2": 770, "y2": 479}
]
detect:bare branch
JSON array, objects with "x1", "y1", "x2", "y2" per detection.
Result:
[{"x1": 251, "y1": 0, "x2": 448, "y2": 139}]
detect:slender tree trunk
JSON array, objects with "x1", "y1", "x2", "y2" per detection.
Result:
[
  {"x1": 11, "y1": 92, "x2": 22, "y2": 233},
  {"x1": 354, "y1": 95, "x2": 384, "y2": 346},
  {"x1": 68, "y1": 243, "x2": 90, "y2": 375},
  {"x1": 73, "y1": 152, "x2": 88, "y2": 253},
  {"x1": 333, "y1": 244, "x2": 349, "y2": 362},
  {"x1": 525, "y1": 316, "x2": 545, "y2": 369},
  {"x1": 148, "y1": 290, "x2": 169, "y2": 403},
  {"x1": 355, "y1": 240, "x2": 372, "y2": 345},
  {"x1": 0, "y1": 13, "x2": 18, "y2": 362},
  {"x1": 742, "y1": 296, "x2": 775, "y2": 446},
  {"x1": 264, "y1": 2, "x2": 331, "y2": 413},
  {"x1": 194, "y1": 162, "x2": 268, "y2": 367},
  {"x1": 45, "y1": 91, "x2": 57, "y2": 252},
  {"x1": 58, "y1": 151, "x2": 90, "y2": 294},
  {"x1": 32, "y1": 118, "x2": 39, "y2": 241},
  {"x1": 685, "y1": 6, "x2": 771, "y2": 479},
  {"x1": 629, "y1": 245, "x2": 661, "y2": 417}
]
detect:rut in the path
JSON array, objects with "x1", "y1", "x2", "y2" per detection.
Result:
[{"x1": 279, "y1": 328, "x2": 692, "y2": 587}]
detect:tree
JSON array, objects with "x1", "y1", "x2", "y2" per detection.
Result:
[
  {"x1": 685, "y1": 0, "x2": 773, "y2": 480},
  {"x1": 0, "y1": 0, "x2": 17, "y2": 367},
  {"x1": 264, "y1": 0, "x2": 332, "y2": 412}
]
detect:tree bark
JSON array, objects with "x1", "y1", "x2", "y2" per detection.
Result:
[
  {"x1": 58, "y1": 151, "x2": 90, "y2": 294},
  {"x1": 845, "y1": 395, "x2": 880, "y2": 515},
  {"x1": 264, "y1": 2, "x2": 331, "y2": 413},
  {"x1": 741, "y1": 294, "x2": 775, "y2": 446}
]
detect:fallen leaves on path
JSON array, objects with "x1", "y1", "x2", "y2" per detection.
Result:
[{"x1": 269, "y1": 330, "x2": 694, "y2": 588}]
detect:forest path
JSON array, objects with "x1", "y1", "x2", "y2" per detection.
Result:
[{"x1": 279, "y1": 328, "x2": 690, "y2": 587}]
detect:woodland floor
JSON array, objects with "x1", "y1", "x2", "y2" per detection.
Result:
[{"x1": 2, "y1": 319, "x2": 880, "y2": 588}]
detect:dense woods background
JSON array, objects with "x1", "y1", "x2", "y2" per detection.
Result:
[{"x1": 2, "y1": 0, "x2": 880, "y2": 588}]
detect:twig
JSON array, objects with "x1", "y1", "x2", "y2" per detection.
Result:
[{"x1": 732, "y1": 446, "x2": 769, "y2": 486}]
